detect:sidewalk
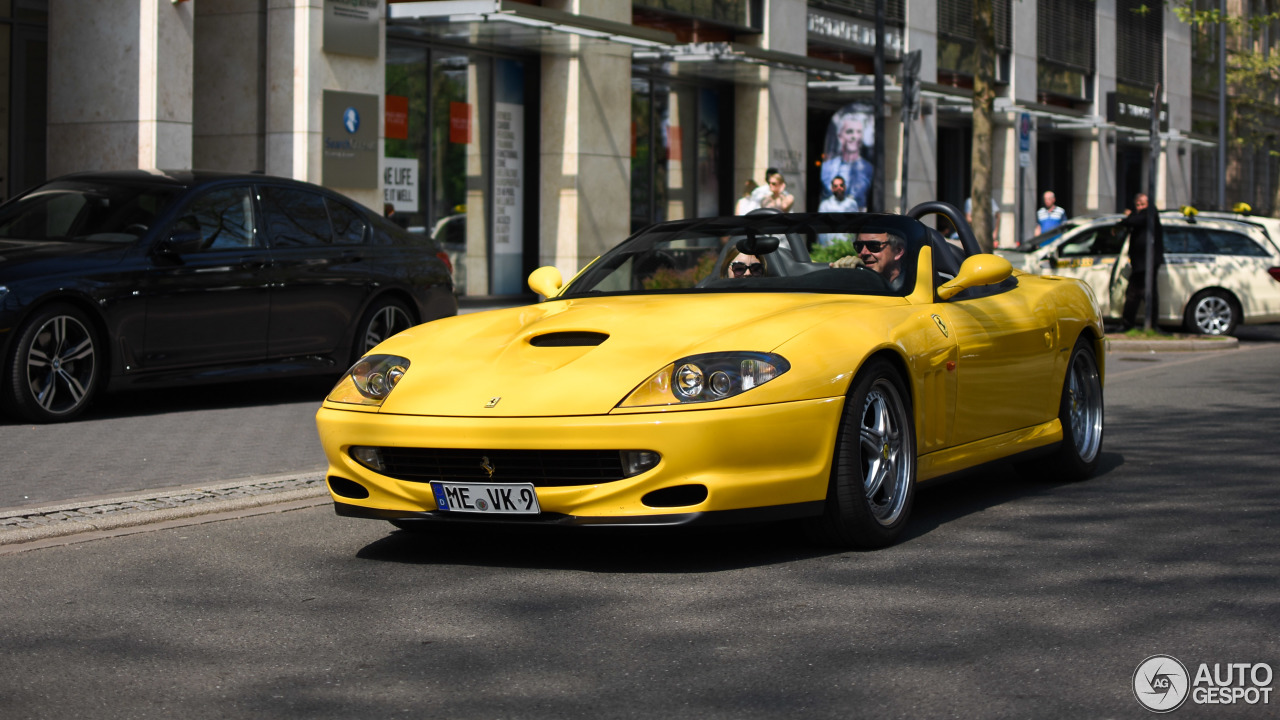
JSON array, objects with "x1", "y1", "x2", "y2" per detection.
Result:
[{"x1": 1104, "y1": 332, "x2": 1239, "y2": 353}]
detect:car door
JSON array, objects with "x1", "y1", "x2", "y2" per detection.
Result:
[
  {"x1": 258, "y1": 185, "x2": 370, "y2": 359},
  {"x1": 935, "y1": 281, "x2": 1061, "y2": 447},
  {"x1": 1047, "y1": 223, "x2": 1128, "y2": 317},
  {"x1": 137, "y1": 185, "x2": 270, "y2": 370}
]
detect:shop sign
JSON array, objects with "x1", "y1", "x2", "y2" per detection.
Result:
[
  {"x1": 322, "y1": 90, "x2": 379, "y2": 189},
  {"x1": 385, "y1": 95, "x2": 409, "y2": 140},
  {"x1": 450, "y1": 102, "x2": 472, "y2": 144},
  {"x1": 1106, "y1": 92, "x2": 1168, "y2": 132},
  {"x1": 323, "y1": 0, "x2": 380, "y2": 58},
  {"x1": 382, "y1": 157, "x2": 418, "y2": 213},
  {"x1": 807, "y1": 7, "x2": 902, "y2": 60}
]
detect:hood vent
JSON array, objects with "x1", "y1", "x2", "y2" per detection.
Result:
[{"x1": 529, "y1": 331, "x2": 608, "y2": 347}]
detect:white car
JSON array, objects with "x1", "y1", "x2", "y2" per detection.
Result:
[{"x1": 998, "y1": 212, "x2": 1280, "y2": 335}]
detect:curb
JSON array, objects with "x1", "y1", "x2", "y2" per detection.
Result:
[
  {"x1": 0, "y1": 472, "x2": 329, "y2": 547},
  {"x1": 1105, "y1": 334, "x2": 1238, "y2": 353}
]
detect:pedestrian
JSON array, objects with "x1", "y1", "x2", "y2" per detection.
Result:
[
  {"x1": 1117, "y1": 192, "x2": 1165, "y2": 331},
  {"x1": 965, "y1": 195, "x2": 1001, "y2": 245},
  {"x1": 758, "y1": 170, "x2": 794, "y2": 212},
  {"x1": 1036, "y1": 191, "x2": 1067, "y2": 234},
  {"x1": 735, "y1": 179, "x2": 760, "y2": 215},
  {"x1": 817, "y1": 175, "x2": 859, "y2": 246}
]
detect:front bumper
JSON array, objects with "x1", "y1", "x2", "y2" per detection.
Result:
[{"x1": 316, "y1": 397, "x2": 845, "y2": 525}]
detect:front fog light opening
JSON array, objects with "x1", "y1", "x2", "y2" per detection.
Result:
[
  {"x1": 621, "y1": 450, "x2": 661, "y2": 477},
  {"x1": 350, "y1": 446, "x2": 385, "y2": 472}
]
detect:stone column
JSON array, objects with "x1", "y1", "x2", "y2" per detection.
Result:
[
  {"x1": 263, "y1": 0, "x2": 383, "y2": 210},
  {"x1": 193, "y1": 0, "x2": 267, "y2": 173},
  {"x1": 1162, "y1": 5, "x2": 1193, "y2": 209},
  {"x1": 902, "y1": 0, "x2": 938, "y2": 212},
  {"x1": 1081, "y1": 0, "x2": 1119, "y2": 215},
  {"x1": 734, "y1": 0, "x2": 806, "y2": 211},
  {"x1": 47, "y1": 0, "x2": 193, "y2": 175},
  {"x1": 538, "y1": 0, "x2": 632, "y2": 277}
]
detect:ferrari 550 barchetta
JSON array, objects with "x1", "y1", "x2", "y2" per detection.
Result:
[{"x1": 316, "y1": 204, "x2": 1105, "y2": 548}]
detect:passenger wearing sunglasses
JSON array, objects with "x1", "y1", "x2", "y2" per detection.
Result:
[
  {"x1": 829, "y1": 232, "x2": 906, "y2": 290},
  {"x1": 728, "y1": 253, "x2": 765, "y2": 278}
]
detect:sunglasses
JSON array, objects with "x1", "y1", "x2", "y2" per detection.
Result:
[
  {"x1": 731, "y1": 261, "x2": 764, "y2": 276},
  {"x1": 855, "y1": 240, "x2": 889, "y2": 252}
]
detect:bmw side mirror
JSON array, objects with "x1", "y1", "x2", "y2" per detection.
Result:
[{"x1": 160, "y1": 230, "x2": 203, "y2": 256}]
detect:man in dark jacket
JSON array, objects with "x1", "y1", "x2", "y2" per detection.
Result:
[{"x1": 1118, "y1": 193, "x2": 1164, "y2": 330}]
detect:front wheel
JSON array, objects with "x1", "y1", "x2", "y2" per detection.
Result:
[
  {"x1": 805, "y1": 358, "x2": 916, "y2": 549},
  {"x1": 3, "y1": 304, "x2": 102, "y2": 423},
  {"x1": 1184, "y1": 289, "x2": 1238, "y2": 336}
]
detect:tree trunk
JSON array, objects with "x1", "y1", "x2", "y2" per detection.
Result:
[{"x1": 970, "y1": 0, "x2": 997, "y2": 253}]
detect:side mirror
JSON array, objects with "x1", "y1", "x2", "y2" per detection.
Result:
[
  {"x1": 937, "y1": 254, "x2": 1013, "y2": 300},
  {"x1": 528, "y1": 266, "x2": 564, "y2": 299},
  {"x1": 158, "y1": 229, "x2": 203, "y2": 256}
]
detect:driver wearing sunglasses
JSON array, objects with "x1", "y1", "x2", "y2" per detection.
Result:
[
  {"x1": 729, "y1": 253, "x2": 765, "y2": 278},
  {"x1": 830, "y1": 232, "x2": 906, "y2": 290}
]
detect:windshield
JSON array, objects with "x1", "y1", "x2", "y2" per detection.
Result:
[
  {"x1": 1013, "y1": 224, "x2": 1076, "y2": 252},
  {"x1": 559, "y1": 213, "x2": 925, "y2": 299},
  {"x1": 0, "y1": 180, "x2": 181, "y2": 243}
]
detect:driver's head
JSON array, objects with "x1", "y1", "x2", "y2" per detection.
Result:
[
  {"x1": 855, "y1": 232, "x2": 905, "y2": 280},
  {"x1": 729, "y1": 253, "x2": 764, "y2": 278}
]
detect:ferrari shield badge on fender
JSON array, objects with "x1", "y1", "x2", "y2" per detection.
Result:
[
  {"x1": 485, "y1": 397, "x2": 501, "y2": 408},
  {"x1": 931, "y1": 314, "x2": 949, "y2": 338}
]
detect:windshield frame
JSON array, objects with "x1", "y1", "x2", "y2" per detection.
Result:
[{"x1": 557, "y1": 213, "x2": 930, "y2": 300}]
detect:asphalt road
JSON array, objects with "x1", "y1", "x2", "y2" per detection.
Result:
[{"x1": 1, "y1": 328, "x2": 1278, "y2": 718}]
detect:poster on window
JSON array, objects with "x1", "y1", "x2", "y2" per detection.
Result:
[
  {"x1": 818, "y1": 103, "x2": 874, "y2": 212},
  {"x1": 492, "y1": 101, "x2": 523, "y2": 257}
]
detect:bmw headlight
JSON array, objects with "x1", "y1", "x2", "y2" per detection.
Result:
[
  {"x1": 327, "y1": 355, "x2": 411, "y2": 406},
  {"x1": 619, "y1": 352, "x2": 790, "y2": 407}
]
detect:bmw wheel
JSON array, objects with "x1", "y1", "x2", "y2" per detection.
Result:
[
  {"x1": 805, "y1": 358, "x2": 916, "y2": 549},
  {"x1": 1184, "y1": 289, "x2": 1238, "y2": 336},
  {"x1": 4, "y1": 304, "x2": 101, "y2": 423},
  {"x1": 353, "y1": 298, "x2": 415, "y2": 362}
]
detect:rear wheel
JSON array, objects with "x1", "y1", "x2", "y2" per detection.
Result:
[
  {"x1": 3, "y1": 304, "x2": 101, "y2": 423},
  {"x1": 805, "y1": 358, "x2": 916, "y2": 549},
  {"x1": 352, "y1": 298, "x2": 415, "y2": 363},
  {"x1": 1184, "y1": 289, "x2": 1238, "y2": 336},
  {"x1": 1039, "y1": 336, "x2": 1104, "y2": 481}
]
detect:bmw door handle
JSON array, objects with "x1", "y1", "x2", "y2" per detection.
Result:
[{"x1": 238, "y1": 257, "x2": 268, "y2": 270}]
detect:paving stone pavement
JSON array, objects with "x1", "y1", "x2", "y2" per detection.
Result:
[{"x1": 0, "y1": 471, "x2": 328, "y2": 546}]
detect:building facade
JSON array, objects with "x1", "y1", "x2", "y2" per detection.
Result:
[{"x1": 2, "y1": 0, "x2": 1258, "y2": 302}]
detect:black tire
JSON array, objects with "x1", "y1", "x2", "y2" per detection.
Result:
[
  {"x1": 805, "y1": 358, "x2": 917, "y2": 549},
  {"x1": 1183, "y1": 289, "x2": 1238, "y2": 336},
  {"x1": 352, "y1": 297, "x2": 415, "y2": 363},
  {"x1": 3, "y1": 303, "x2": 102, "y2": 423},
  {"x1": 1041, "y1": 336, "x2": 1104, "y2": 481}
]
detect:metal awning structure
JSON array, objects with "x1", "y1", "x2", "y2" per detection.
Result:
[
  {"x1": 388, "y1": 0, "x2": 677, "y2": 52},
  {"x1": 389, "y1": 1, "x2": 865, "y2": 83}
]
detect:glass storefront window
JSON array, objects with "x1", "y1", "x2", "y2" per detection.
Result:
[
  {"x1": 386, "y1": 40, "x2": 531, "y2": 298},
  {"x1": 632, "y1": 76, "x2": 728, "y2": 232}
]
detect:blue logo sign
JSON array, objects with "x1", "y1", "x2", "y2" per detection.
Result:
[{"x1": 343, "y1": 107, "x2": 360, "y2": 134}]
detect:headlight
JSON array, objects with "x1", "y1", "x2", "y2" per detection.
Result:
[
  {"x1": 327, "y1": 355, "x2": 411, "y2": 406},
  {"x1": 619, "y1": 352, "x2": 790, "y2": 407}
]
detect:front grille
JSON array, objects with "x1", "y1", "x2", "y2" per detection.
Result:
[{"x1": 377, "y1": 448, "x2": 626, "y2": 487}]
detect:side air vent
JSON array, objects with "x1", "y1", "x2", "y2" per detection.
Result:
[{"x1": 529, "y1": 331, "x2": 608, "y2": 347}]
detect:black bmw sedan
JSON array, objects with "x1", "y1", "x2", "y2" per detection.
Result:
[{"x1": 0, "y1": 170, "x2": 456, "y2": 423}]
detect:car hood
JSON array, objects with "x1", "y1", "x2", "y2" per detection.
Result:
[
  {"x1": 0, "y1": 238, "x2": 133, "y2": 280},
  {"x1": 373, "y1": 292, "x2": 903, "y2": 417}
]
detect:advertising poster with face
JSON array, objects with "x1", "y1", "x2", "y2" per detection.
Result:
[{"x1": 820, "y1": 103, "x2": 875, "y2": 212}]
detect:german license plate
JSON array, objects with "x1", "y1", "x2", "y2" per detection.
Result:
[{"x1": 430, "y1": 481, "x2": 541, "y2": 515}]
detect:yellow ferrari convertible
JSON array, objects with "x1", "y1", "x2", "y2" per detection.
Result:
[{"x1": 316, "y1": 204, "x2": 1105, "y2": 548}]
